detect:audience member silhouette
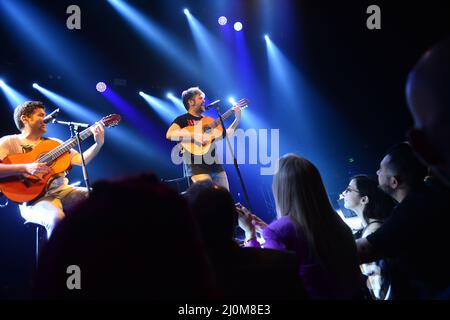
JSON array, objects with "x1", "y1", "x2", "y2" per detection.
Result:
[
  {"x1": 406, "y1": 38, "x2": 450, "y2": 187},
  {"x1": 184, "y1": 180, "x2": 308, "y2": 300},
  {"x1": 405, "y1": 38, "x2": 450, "y2": 299},
  {"x1": 342, "y1": 175, "x2": 396, "y2": 299},
  {"x1": 357, "y1": 142, "x2": 450, "y2": 299},
  {"x1": 32, "y1": 173, "x2": 216, "y2": 299}
]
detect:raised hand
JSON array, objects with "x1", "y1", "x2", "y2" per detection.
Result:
[{"x1": 236, "y1": 203, "x2": 267, "y2": 239}]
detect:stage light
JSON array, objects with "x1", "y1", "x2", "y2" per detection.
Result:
[
  {"x1": 166, "y1": 92, "x2": 185, "y2": 113},
  {"x1": 32, "y1": 84, "x2": 99, "y2": 121},
  {"x1": 184, "y1": 10, "x2": 233, "y2": 88},
  {"x1": 0, "y1": 80, "x2": 29, "y2": 108},
  {"x1": 139, "y1": 91, "x2": 178, "y2": 123},
  {"x1": 264, "y1": 34, "x2": 270, "y2": 42},
  {"x1": 218, "y1": 16, "x2": 227, "y2": 26},
  {"x1": 107, "y1": 0, "x2": 196, "y2": 75},
  {"x1": 183, "y1": 8, "x2": 190, "y2": 16},
  {"x1": 96, "y1": 82, "x2": 107, "y2": 93},
  {"x1": 228, "y1": 97, "x2": 237, "y2": 105},
  {"x1": 234, "y1": 22, "x2": 243, "y2": 31}
]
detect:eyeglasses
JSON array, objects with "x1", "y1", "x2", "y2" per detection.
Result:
[{"x1": 344, "y1": 187, "x2": 362, "y2": 194}]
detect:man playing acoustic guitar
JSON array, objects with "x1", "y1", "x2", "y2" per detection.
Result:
[
  {"x1": 166, "y1": 87, "x2": 241, "y2": 190},
  {"x1": 0, "y1": 101, "x2": 105, "y2": 238}
]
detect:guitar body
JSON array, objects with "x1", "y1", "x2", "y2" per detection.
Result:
[
  {"x1": 179, "y1": 116, "x2": 223, "y2": 156},
  {"x1": 0, "y1": 139, "x2": 71, "y2": 203}
]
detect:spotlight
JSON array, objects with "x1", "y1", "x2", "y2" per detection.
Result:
[
  {"x1": 167, "y1": 92, "x2": 174, "y2": 99},
  {"x1": 218, "y1": 16, "x2": 227, "y2": 26},
  {"x1": 0, "y1": 79, "x2": 4, "y2": 86},
  {"x1": 96, "y1": 82, "x2": 107, "y2": 93},
  {"x1": 233, "y1": 22, "x2": 243, "y2": 31},
  {"x1": 139, "y1": 91, "x2": 144, "y2": 96},
  {"x1": 264, "y1": 34, "x2": 270, "y2": 41},
  {"x1": 32, "y1": 83, "x2": 39, "y2": 88},
  {"x1": 228, "y1": 97, "x2": 237, "y2": 105},
  {"x1": 183, "y1": 8, "x2": 190, "y2": 15}
]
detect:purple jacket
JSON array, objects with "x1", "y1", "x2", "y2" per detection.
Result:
[{"x1": 246, "y1": 216, "x2": 361, "y2": 299}]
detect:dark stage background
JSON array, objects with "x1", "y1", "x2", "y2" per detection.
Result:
[{"x1": 1, "y1": 0, "x2": 449, "y2": 298}]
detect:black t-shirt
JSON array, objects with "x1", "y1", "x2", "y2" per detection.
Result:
[
  {"x1": 172, "y1": 113, "x2": 224, "y2": 175},
  {"x1": 367, "y1": 182, "x2": 450, "y2": 299}
]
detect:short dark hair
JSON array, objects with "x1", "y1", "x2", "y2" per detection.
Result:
[
  {"x1": 385, "y1": 142, "x2": 428, "y2": 188},
  {"x1": 181, "y1": 87, "x2": 203, "y2": 111},
  {"x1": 351, "y1": 175, "x2": 396, "y2": 221},
  {"x1": 183, "y1": 180, "x2": 237, "y2": 247},
  {"x1": 14, "y1": 101, "x2": 45, "y2": 131}
]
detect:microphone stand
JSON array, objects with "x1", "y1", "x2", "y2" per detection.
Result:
[
  {"x1": 213, "y1": 105, "x2": 253, "y2": 212},
  {"x1": 53, "y1": 120, "x2": 92, "y2": 195}
]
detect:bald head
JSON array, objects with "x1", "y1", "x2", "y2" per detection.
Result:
[{"x1": 406, "y1": 38, "x2": 450, "y2": 182}]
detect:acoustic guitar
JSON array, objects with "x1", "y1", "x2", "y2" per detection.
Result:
[
  {"x1": 180, "y1": 98, "x2": 249, "y2": 156},
  {"x1": 0, "y1": 114, "x2": 121, "y2": 203}
]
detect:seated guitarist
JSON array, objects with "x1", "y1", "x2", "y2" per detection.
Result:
[
  {"x1": 0, "y1": 101, "x2": 105, "y2": 238},
  {"x1": 166, "y1": 87, "x2": 241, "y2": 190}
]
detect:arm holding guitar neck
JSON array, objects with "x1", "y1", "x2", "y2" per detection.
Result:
[
  {"x1": 226, "y1": 108, "x2": 241, "y2": 136},
  {"x1": 71, "y1": 122, "x2": 105, "y2": 166},
  {"x1": 71, "y1": 142, "x2": 102, "y2": 166},
  {"x1": 214, "y1": 106, "x2": 241, "y2": 140}
]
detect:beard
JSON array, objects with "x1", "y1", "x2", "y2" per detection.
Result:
[{"x1": 378, "y1": 183, "x2": 395, "y2": 197}]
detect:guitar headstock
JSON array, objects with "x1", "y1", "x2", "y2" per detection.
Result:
[
  {"x1": 233, "y1": 98, "x2": 250, "y2": 110},
  {"x1": 100, "y1": 114, "x2": 122, "y2": 128}
]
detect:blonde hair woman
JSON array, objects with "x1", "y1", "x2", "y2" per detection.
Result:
[{"x1": 238, "y1": 154, "x2": 364, "y2": 299}]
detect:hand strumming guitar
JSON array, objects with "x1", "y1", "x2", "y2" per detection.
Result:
[
  {"x1": 193, "y1": 132, "x2": 215, "y2": 146},
  {"x1": 25, "y1": 163, "x2": 51, "y2": 176}
]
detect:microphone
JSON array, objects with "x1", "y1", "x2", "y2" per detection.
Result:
[
  {"x1": 43, "y1": 108, "x2": 60, "y2": 124},
  {"x1": 204, "y1": 100, "x2": 220, "y2": 110}
]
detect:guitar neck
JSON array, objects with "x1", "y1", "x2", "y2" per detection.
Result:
[
  {"x1": 211, "y1": 108, "x2": 236, "y2": 128},
  {"x1": 39, "y1": 126, "x2": 94, "y2": 163}
]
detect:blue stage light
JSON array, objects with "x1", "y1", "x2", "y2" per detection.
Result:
[
  {"x1": 234, "y1": 22, "x2": 243, "y2": 31},
  {"x1": 107, "y1": 0, "x2": 196, "y2": 75},
  {"x1": 32, "y1": 84, "x2": 98, "y2": 121},
  {"x1": 96, "y1": 82, "x2": 107, "y2": 93},
  {"x1": 166, "y1": 92, "x2": 185, "y2": 113},
  {"x1": 228, "y1": 97, "x2": 237, "y2": 105},
  {"x1": 218, "y1": 16, "x2": 227, "y2": 26},
  {"x1": 0, "y1": 80, "x2": 29, "y2": 108},
  {"x1": 139, "y1": 91, "x2": 178, "y2": 124}
]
